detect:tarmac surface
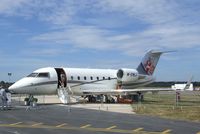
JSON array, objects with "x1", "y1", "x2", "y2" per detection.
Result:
[{"x1": 0, "y1": 103, "x2": 200, "y2": 134}]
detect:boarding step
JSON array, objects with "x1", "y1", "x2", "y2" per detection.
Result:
[{"x1": 57, "y1": 86, "x2": 72, "y2": 104}]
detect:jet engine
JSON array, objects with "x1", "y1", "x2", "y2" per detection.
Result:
[{"x1": 117, "y1": 68, "x2": 139, "y2": 83}]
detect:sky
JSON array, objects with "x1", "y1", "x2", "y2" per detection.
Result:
[{"x1": 0, "y1": 0, "x2": 200, "y2": 82}]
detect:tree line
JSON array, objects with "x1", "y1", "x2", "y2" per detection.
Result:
[{"x1": 0, "y1": 81, "x2": 13, "y2": 89}]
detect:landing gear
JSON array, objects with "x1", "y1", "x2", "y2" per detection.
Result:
[
  {"x1": 24, "y1": 95, "x2": 38, "y2": 106},
  {"x1": 88, "y1": 95, "x2": 96, "y2": 103},
  {"x1": 105, "y1": 95, "x2": 115, "y2": 103},
  {"x1": 129, "y1": 93, "x2": 144, "y2": 102},
  {"x1": 137, "y1": 92, "x2": 144, "y2": 102},
  {"x1": 87, "y1": 95, "x2": 116, "y2": 103}
]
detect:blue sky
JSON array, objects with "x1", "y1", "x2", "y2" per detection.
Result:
[{"x1": 0, "y1": 0, "x2": 200, "y2": 82}]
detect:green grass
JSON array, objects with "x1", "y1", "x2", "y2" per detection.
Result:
[{"x1": 132, "y1": 91, "x2": 200, "y2": 122}]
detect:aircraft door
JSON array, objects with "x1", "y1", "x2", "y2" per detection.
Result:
[{"x1": 55, "y1": 68, "x2": 67, "y2": 88}]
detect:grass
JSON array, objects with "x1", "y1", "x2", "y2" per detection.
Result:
[{"x1": 132, "y1": 91, "x2": 200, "y2": 122}]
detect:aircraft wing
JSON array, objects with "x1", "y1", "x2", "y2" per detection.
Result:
[{"x1": 82, "y1": 88, "x2": 174, "y2": 95}]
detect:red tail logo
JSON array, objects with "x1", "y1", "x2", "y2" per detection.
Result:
[{"x1": 143, "y1": 58, "x2": 155, "y2": 75}]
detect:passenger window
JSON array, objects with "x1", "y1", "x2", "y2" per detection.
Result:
[
  {"x1": 37, "y1": 73, "x2": 49, "y2": 78},
  {"x1": 71, "y1": 76, "x2": 73, "y2": 80},
  {"x1": 84, "y1": 76, "x2": 86, "y2": 80},
  {"x1": 97, "y1": 77, "x2": 99, "y2": 80},
  {"x1": 90, "y1": 76, "x2": 93, "y2": 80},
  {"x1": 78, "y1": 76, "x2": 80, "y2": 80}
]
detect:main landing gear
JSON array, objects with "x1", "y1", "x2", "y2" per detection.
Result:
[{"x1": 87, "y1": 95, "x2": 115, "y2": 103}]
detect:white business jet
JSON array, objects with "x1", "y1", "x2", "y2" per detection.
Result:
[
  {"x1": 171, "y1": 76, "x2": 194, "y2": 91},
  {"x1": 9, "y1": 50, "x2": 171, "y2": 104}
]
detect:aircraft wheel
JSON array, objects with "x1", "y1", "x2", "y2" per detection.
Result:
[
  {"x1": 91, "y1": 96, "x2": 96, "y2": 103},
  {"x1": 111, "y1": 98, "x2": 115, "y2": 103}
]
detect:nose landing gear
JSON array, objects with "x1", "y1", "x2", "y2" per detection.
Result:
[{"x1": 24, "y1": 95, "x2": 38, "y2": 107}]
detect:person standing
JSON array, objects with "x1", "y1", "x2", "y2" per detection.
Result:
[
  {"x1": 59, "y1": 73, "x2": 66, "y2": 88},
  {"x1": 5, "y1": 89, "x2": 11, "y2": 108},
  {"x1": 0, "y1": 86, "x2": 8, "y2": 110}
]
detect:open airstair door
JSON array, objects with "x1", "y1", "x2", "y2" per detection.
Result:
[
  {"x1": 55, "y1": 68, "x2": 70, "y2": 104},
  {"x1": 57, "y1": 86, "x2": 71, "y2": 104}
]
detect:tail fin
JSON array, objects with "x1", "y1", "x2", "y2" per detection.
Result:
[
  {"x1": 137, "y1": 50, "x2": 165, "y2": 75},
  {"x1": 183, "y1": 76, "x2": 193, "y2": 90}
]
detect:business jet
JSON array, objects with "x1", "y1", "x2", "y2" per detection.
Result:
[
  {"x1": 171, "y1": 76, "x2": 194, "y2": 91},
  {"x1": 9, "y1": 50, "x2": 173, "y2": 104}
]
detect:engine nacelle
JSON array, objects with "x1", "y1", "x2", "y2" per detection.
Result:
[{"x1": 117, "y1": 68, "x2": 139, "y2": 83}]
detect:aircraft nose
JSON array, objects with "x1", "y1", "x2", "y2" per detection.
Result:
[
  {"x1": 8, "y1": 78, "x2": 29, "y2": 93},
  {"x1": 8, "y1": 83, "x2": 18, "y2": 92}
]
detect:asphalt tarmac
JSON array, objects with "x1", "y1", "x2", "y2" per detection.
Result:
[{"x1": 0, "y1": 104, "x2": 199, "y2": 134}]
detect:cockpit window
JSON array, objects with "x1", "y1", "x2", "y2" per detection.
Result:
[
  {"x1": 37, "y1": 73, "x2": 49, "y2": 78},
  {"x1": 27, "y1": 72, "x2": 49, "y2": 78},
  {"x1": 27, "y1": 73, "x2": 38, "y2": 77}
]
